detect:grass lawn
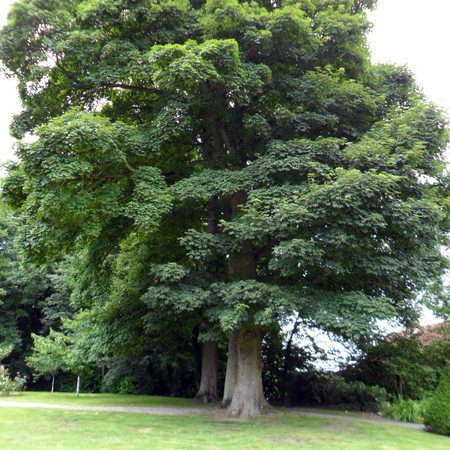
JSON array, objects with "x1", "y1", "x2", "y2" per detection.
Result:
[
  {"x1": 0, "y1": 391, "x2": 203, "y2": 408},
  {"x1": 0, "y1": 394, "x2": 449, "y2": 449},
  {"x1": 0, "y1": 407, "x2": 448, "y2": 450}
]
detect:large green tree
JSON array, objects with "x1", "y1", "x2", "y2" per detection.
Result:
[{"x1": 1, "y1": 0, "x2": 448, "y2": 417}]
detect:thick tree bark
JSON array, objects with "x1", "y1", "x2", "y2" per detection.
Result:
[
  {"x1": 222, "y1": 329, "x2": 238, "y2": 407},
  {"x1": 228, "y1": 326, "x2": 268, "y2": 419},
  {"x1": 224, "y1": 190, "x2": 269, "y2": 418},
  {"x1": 194, "y1": 340, "x2": 218, "y2": 403}
]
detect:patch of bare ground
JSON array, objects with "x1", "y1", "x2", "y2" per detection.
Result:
[
  {"x1": 212, "y1": 408, "x2": 282, "y2": 423},
  {"x1": 322, "y1": 421, "x2": 358, "y2": 432},
  {"x1": 288, "y1": 409, "x2": 423, "y2": 429},
  {"x1": 267, "y1": 436, "x2": 312, "y2": 445}
]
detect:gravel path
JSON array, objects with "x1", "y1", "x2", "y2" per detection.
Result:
[
  {"x1": 0, "y1": 400, "x2": 424, "y2": 429},
  {"x1": 289, "y1": 409, "x2": 423, "y2": 429},
  {"x1": 0, "y1": 401, "x2": 208, "y2": 416}
]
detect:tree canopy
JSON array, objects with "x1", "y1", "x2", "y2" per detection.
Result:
[{"x1": 0, "y1": 0, "x2": 448, "y2": 418}]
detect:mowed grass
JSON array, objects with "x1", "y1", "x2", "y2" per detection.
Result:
[
  {"x1": 0, "y1": 391, "x2": 203, "y2": 408},
  {"x1": 0, "y1": 392, "x2": 374, "y2": 418},
  {"x1": 0, "y1": 400, "x2": 449, "y2": 450}
]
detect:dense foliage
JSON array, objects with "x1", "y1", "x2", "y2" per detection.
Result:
[
  {"x1": 425, "y1": 365, "x2": 450, "y2": 436},
  {"x1": 0, "y1": 368, "x2": 26, "y2": 396},
  {"x1": 287, "y1": 372, "x2": 387, "y2": 411},
  {"x1": 341, "y1": 325, "x2": 450, "y2": 399},
  {"x1": 383, "y1": 397, "x2": 430, "y2": 424},
  {"x1": 26, "y1": 330, "x2": 68, "y2": 392},
  {"x1": 0, "y1": 200, "x2": 72, "y2": 376},
  {"x1": 0, "y1": 0, "x2": 448, "y2": 417}
]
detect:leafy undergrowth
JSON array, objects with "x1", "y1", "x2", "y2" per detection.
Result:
[
  {"x1": 382, "y1": 398, "x2": 430, "y2": 424},
  {"x1": 0, "y1": 407, "x2": 448, "y2": 450},
  {"x1": 425, "y1": 367, "x2": 450, "y2": 435}
]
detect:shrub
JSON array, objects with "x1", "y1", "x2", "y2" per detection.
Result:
[
  {"x1": 0, "y1": 367, "x2": 26, "y2": 396},
  {"x1": 341, "y1": 381, "x2": 388, "y2": 411},
  {"x1": 117, "y1": 375, "x2": 137, "y2": 395},
  {"x1": 341, "y1": 327, "x2": 450, "y2": 400},
  {"x1": 100, "y1": 371, "x2": 136, "y2": 395},
  {"x1": 383, "y1": 397, "x2": 430, "y2": 423},
  {"x1": 292, "y1": 373, "x2": 388, "y2": 411},
  {"x1": 425, "y1": 367, "x2": 450, "y2": 436}
]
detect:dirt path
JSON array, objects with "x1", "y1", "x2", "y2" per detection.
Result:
[
  {"x1": 0, "y1": 400, "x2": 423, "y2": 429},
  {"x1": 289, "y1": 409, "x2": 423, "y2": 429},
  {"x1": 0, "y1": 401, "x2": 208, "y2": 416}
]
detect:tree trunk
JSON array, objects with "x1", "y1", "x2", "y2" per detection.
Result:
[
  {"x1": 76, "y1": 375, "x2": 80, "y2": 397},
  {"x1": 194, "y1": 340, "x2": 218, "y2": 403},
  {"x1": 224, "y1": 191, "x2": 269, "y2": 418},
  {"x1": 282, "y1": 315, "x2": 300, "y2": 406},
  {"x1": 222, "y1": 329, "x2": 238, "y2": 407},
  {"x1": 228, "y1": 326, "x2": 268, "y2": 419},
  {"x1": 192, "y1": 325, "x2": 202, "y2": 383},
  {"x1": 51, "y1": 374, "x2": 55, "y2": 393},
  {"x1": 193, "y1": 196, "x2": 220, "y2": 404}
]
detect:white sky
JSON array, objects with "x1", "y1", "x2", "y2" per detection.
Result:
[{"x1": 0, "y1": 0, "x2": 20, "y2": 167}]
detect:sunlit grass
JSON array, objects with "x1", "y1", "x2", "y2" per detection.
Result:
[
  {"x1": 0, "y1": 395, "x2": 449, "y2": 450},
  {"x1": 0, "y1": 391, "x2": 204, "y2": 408}
]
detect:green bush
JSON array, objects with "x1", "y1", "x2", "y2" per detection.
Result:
[
  {"x1": 383, "y1": 397, "x2": 430, "y2": 423},
  {"x1": 0, "y1": 367, "x2": 26, "y2": 396},
  {"x1": 100, "y1": 372, "x2": 137, "y2": 395},
  {"x1": 117, "y1": 375, "x2": 137, "y2": 395},
  {"x1": 341, "y1": 330, "x2": 449, "y2": 400},
  {"x1": 425, "y1": 367, "x2": 450, "y2": 435},
  {"x1": 294, "y1": 373, "x2": 388, "y2": 411}
]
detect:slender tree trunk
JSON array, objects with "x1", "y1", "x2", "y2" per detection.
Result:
[
  {"x1": 193, "y1": 196, "x2": 220, "y2": 403},
  {"x1": 228, "y1": 326, "x2": 267, "y2": 419},
  {"x1": 282, "y1": 315, "x2": 300, "y2": 406},
  {"x1": 51, "y1": 374, "x2": 55, "y2": 393},
  {"x1": 194, "y1": 340, "x2": 218, "y2": 403},
  {"x1": 192, "y1": 325, "x2": 202, "y2": 384},
  {"x1": 222, "y1": 329, "x2": 238, "y2": 407},
  {"x1": 76, "y1": 375, "x2": 80, "y2": 397}
]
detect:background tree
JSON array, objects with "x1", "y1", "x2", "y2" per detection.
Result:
[
  {"x1": 63, "y1": 332, "x2": 90, "y2": 398},
  {"x1": 0, "y1": 344, "x2": 13, "y2": 367},
  {"x1": 342, "y1": 324, "x2": 450, "y2": 399},
  {"x1": 26, "y1": 330, "x2": 68, "y2": 393},
  {"x1": 0, "y1": 200, "x2": 46, "y2": 349},
  {"x1": 425, "y1": 364, "x2": 450, "y2": 436},
  {"x1": 0, "y1": 191, "x2": 74, "y2": 380}
]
